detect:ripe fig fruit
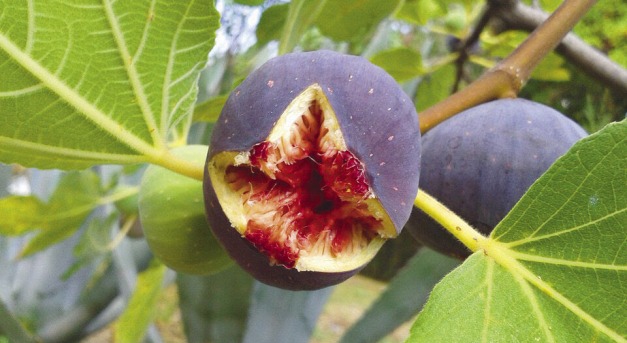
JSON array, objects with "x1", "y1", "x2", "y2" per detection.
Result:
[
  {"x1": 203, "y1": 50, "x2": 421, "y2": 290},
  {"x1": 139, "y1": 145, "x2": 232, "y2": 275},
  {"x1": 406, "y1": 99, "x2": 587, "y2": 259}
]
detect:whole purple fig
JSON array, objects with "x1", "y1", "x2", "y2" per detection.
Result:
[{"x1": 406, "y1": 99, "x2": 587, "y2": 259}]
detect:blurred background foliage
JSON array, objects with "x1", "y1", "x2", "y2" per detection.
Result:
[
  {"x1": 1, "y1": 0, "x2": 625, "y2": 342},
  {"x1": 200, "y1": 0, "x2": 625, "y2": 133}
]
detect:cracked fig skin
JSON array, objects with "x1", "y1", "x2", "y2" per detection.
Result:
[{"x1": 203, "y1": 50, "x2": 421, "y2": 290}]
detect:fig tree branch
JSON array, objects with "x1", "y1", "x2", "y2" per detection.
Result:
[
  {"x1": 419, "y1": 0, "x2": 597, "y2": 133},
  {"x1": 489, "y1": 0, "x2": 627, "y2": 95}
]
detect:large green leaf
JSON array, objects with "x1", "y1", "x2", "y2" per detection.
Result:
[
  {"x1": 415, "y1": 64, "x2": 456, "y2": 112},
  {"x1": 341, "y1": 248, "x2": 459, "y2": 343},
  {"x1": 234, "y1": 0, "x2": 264, "y2": 6},
  {"x1": 370, "y1": 47, "x2": 425, "y2": 83},
  {"x1": 315, "y1": 0, "x2": 401, "y2": 42},
  {"x1": 396, "y1": 0, "x2": 445, "y2": 25},
  {"x1": 177, "y1": 267, "x2": 255, "y2": 343},
  {"x1": 0, "y1": 1, "x2": 219, "y2": 169},
  {"x1": 114, "y1": 260, "x2": 167, "y2": 343},
  {"x1": 242, "y1": 283, "x2": 332, "y2": 343},
  {"x1": 193, "y1": 95, "x2": 228, "y2": 123},
  {"x1": 409, "y1": 120, "x2": 627, "y2": 342},
  {"x1": 0, "y1": 171, "x2": 104, "y2": 257},
  {"x1": 256, "y1": 3, "x2": 288, "y2": 46},
  {"x1": 277, "y1": 0, "x2": 326, "y2": 54}
]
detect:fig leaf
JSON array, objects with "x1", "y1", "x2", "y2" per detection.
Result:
[
  {"x1": 409, "y1": 120, "x2": 626, "y2": 342},
  {"x1": 315, "y1": 0, "x2": 401, "y2": 42},
  {"x1": 342, "y1": 248, "x2": 459, "y2": 343},
  {"x1": 370, "y1": 47, "x2": 425, "y2": 82},
  {"x1": 0, "y1": 1, "x2": 218, "y2": 169},
  {"x1": 0, "y1": 171, "x2": 103, "y2": 257},
  {"x1": 114, "y1": 260, "x2": 167, "y2": 343}
]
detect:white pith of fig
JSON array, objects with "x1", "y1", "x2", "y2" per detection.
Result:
[{"x1": 207, "y1": 84, "x2": 395, "y2": 272}]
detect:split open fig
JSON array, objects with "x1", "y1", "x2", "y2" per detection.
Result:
[{"x1": 203, "y1": 50, "x2": 421, "y2": 290}]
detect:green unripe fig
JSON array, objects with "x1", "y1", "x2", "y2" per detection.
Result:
[
  {"x1": 139, "y1": 145, "x2": 232, "y2": 275},
  {"x1": 113, "y1": 185, "x2": 140, "y2": 217},
  {"x1": 113, "y1": 185, "x2": 144, "y2": 238}
]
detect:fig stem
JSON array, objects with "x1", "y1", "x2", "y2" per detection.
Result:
[
  {"x1": 414, "y1": 189, "x2": 487, "y2": 253},
  {"x1": 99, "y1": 186, "x2": 139, "y2": 205},
  {"x1": 107, "y1": 214, "x2": 138, "y2": 250},
  {"x1": 419, "y1": 0, "x2": 597, "y2": 133},
  {"x1": 151, "y1": 150, "x2": 204, "y2": 181}
]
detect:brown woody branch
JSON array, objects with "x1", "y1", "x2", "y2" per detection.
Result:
[
  {"x1": 489, "y1": 0, "x2": 627, "y2": 95},
  {"x1": 419, "y1": 0, "x2": 598, "y2": 133}
]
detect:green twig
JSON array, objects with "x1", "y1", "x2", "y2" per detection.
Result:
[{"x1": 150, "y1": 150, "x2": 204, "y2": 181}]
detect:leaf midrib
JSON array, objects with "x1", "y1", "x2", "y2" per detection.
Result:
[
  {"x1": 0, "y1": 29, "x2": 160, "y2": 159},
  {"x1": 504, "y1": 207, "x2": 627, "y2": 248},
  {"x1": 510, "y1": 251, "x2": 627, "y2": 271},
  {"x1": 0, "y1": 136, "x2": 148, "y2": 164},
  {"x1": 485, "y1": 241, "x2": 626, "y2": 342},
  {"x1": 495, "y1": 130, "x2": 626, "y2": 243},
  {"x1": 102, "y1": 0, "x2": 164, "y2": 150}
]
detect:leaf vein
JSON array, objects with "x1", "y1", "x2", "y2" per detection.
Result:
[
  {"x1": 0, "y1": 31, "x2": 157, "y2": 157},
  {"x1": 481, "y1": 260, "x2": 495, "y2": 343},
  {"x1": 0, "y1": 136, "x2": 148, "y2": 165},
  {"x1": 512, "y1": 252, "x2": 627, "y2": 271},
  {"x1": 504, "y1": 207, "x2": 626, "y2": 248},
  {"x1": 0, "y1": 83, "x2": 44, "y2": 97},
  {"x1": 512, "y1": 269, "x2": 555, "y2": 343},
  {"x1": 26, "y1": 0, "x2": 35, "y2": 53},
  {"x1": 102, "y1": 0, "x2": 163, "y2": 148},
  {"x1": 131, "y1": 0, "x2": 157, "y2": 65},
  {"x1": 488, "y1": 242, "x2": 626, "y2": 342},
  {"x1": 160, "y1": 0, "x2": 197, "y2": 137}
]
